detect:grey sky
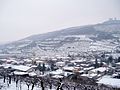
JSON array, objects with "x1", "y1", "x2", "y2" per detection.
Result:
[{"x1": 0, "y1": 0, "x2": 120, "y2": 43}]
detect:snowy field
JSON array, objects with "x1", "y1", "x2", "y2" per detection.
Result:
[{"x1": 98, "y1": 75, "x2": 120, "y2": 88}]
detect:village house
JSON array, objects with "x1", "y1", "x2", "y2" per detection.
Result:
[
  {"x1": 115, "y1": 62, "x2": 120, "y2": 69},
  {"x1": 11, "y1": 65, "x2": 33, "y2": 72},
  {"x1": 2, "y1": 64, "x2": 34, "y2": 75}
]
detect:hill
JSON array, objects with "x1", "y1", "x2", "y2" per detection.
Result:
[{"x1": 0, "y1": 18, "x2": 120, "y2": 56}]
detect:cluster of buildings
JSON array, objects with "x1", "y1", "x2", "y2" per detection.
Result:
[{"x1": 0, "y1": 50, "x2": 120, "y2": 82}]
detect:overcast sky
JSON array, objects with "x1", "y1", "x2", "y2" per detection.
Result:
[{"x1": 0, "y1": 0, "x2": 120, "y2": 43}]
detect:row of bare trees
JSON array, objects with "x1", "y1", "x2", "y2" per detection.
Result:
[{"x1": 1, "y1": 73, "x2": 120, "y2": 90}]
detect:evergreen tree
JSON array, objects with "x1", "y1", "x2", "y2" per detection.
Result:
[
  {"x1": 42, "y1": 63, "x2": 46, "y2": 71},
  {"x1": 101, "y1": 53, "x2": 105, "y2": 58},
  {"x1": 108, "y1": 56, "x2": 113, "y2": 64},
  {"x1": 118, "y1": 57, "x2": 120, "y2": 62},
  {"x1": 37, "y1": 63, "x2": 42, "y2": 71},
  {"x1": 48, "y1": 60, "x2": 56, "y2": 71},
  {"x1": 100, "y1": 60, "x2": 103, "y2": 67},
  {"x1": 94, "y1": 58, "x2": 99, "y2": 68}
]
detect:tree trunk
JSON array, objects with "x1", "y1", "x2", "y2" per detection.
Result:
[{"x1": 31, "y1": 83, "x2": 34, "y2": 90}]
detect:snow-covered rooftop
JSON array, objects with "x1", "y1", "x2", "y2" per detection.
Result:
[
  {"x1": 29, "y1": 72, "x2": 37, "y2": 76},
  {"x1": 63, "y1": 67, "x2": 74, "y2": 71},
  {"x1": 91, "y1": 67, "x2": 108, "y2": 72},
  {"x1": 81, "y1": 73, "x2": 97, "y2": 78},
  {"x1": 52, "y1": 75, "x2": 64, "y2": 79},
  {"x1": 50, "y1": 69, "x2": 63, "y2": 75},
  {"x1": 116, "y1": 62, "x2": 120, "y2": 65},
  {"x1": 14, "y1": 71, "x2": 28, "y2": 75},
  {"x1": 12, "y1": 65, "x2": 32, "y2": 72}
]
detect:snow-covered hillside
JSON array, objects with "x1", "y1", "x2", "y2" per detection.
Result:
[{"x1": 0, "y1": 19, "x2": 120, "y2": 57}]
